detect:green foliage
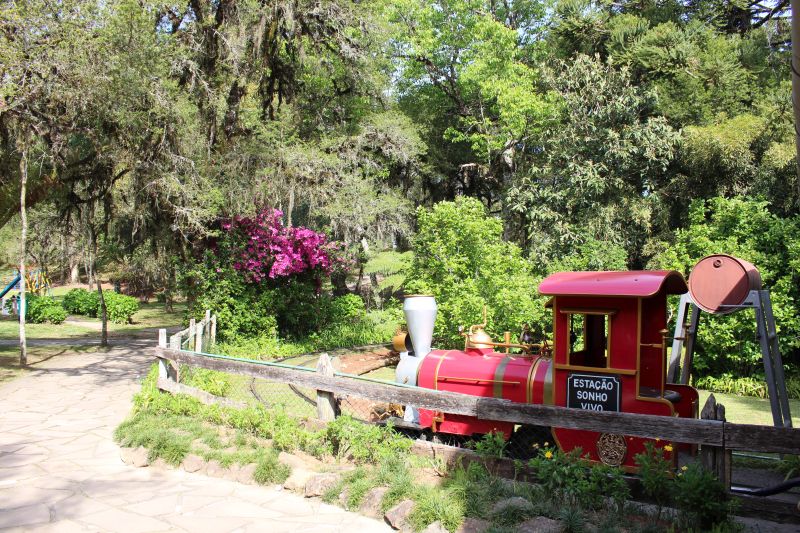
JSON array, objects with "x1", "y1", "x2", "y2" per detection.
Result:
[
  {"x1": 528, "y1": 447, "x2": 629, "y2": 512},
  {"x1": 364, "y1": 251, "x2": 413, "y2": 295},
  {"x1": 182, "y1": 258, "x2": 280, "y2": 341},
  {"x1": 508, "y1": 54, "x2": 678, "y2": 266},
  {"x1": 776, "y1": 455, "x2": 800, "y2": 480},
  {"x1": 633, "y1": 441, "x2": 673, "y2": 517},
  {"x1": 102, "y1": 291, "x2": 139, "y2": 324},
  {"x1": 26, "y1": 295, "x2": 67, "y2": 324},
  {"x1": 253, "y1": 453, "x2": 291, "y2": 485},
  {"x1": 325, "y1": 416, "x2": 412, "y2": 463},
  {"x1": 114, "y1": 412, "x2": 193, "y2": 466},
  {"x1": 557, "y1": 507, "x2": 586, "y2": 533},
  {"x1": 183, "y1": 368, "x2": 232, "y2": 397},
  {"x1": 184, "y1": 248, "x2": 398, "y2": 346},
  {"x1": 673, "y1": 463, "x2": 735, "y2": 530},
  {"x1": 60, "y1": 288, "x2": 138, "y2": 324},
  {"x1": 62, "y1": 289, "x2": 99, "y2": 316},
  {"x1": 692, "y1": 374, "x2": 800, "y2": 400},
  {"x1": 409, "y1": 485, "x2": 465, "y2": 533},
  {"x1": 469, "y1": 431, "x2": 508, "y2": 459},
  {"x1": 651, "y1": 198, "x2": 800, "y2": 378},
  {"x1": 406, "y1": 198, "x2": 548, "y2": 347}
]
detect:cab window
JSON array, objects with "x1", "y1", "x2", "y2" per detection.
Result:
[{"x1": 568, "y1": 313, "x2": 609, "y2": 368}]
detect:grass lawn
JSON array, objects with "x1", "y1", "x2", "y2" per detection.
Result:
[
  {"x1": 0, "y1": 301, "x2": 186, "y2": 341},
  {"x1": 0, "y1": 317, "x2": 98, "y2": 339},
  {"x1": 697, "y1": 389, "x2": 800, "y2": 427}
]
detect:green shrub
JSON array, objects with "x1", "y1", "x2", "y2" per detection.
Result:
[
  {"x1": 61, "y1": 288, "x2": 138, "y2": 323},
  {"x1": 673, "y1": 463, "x2": 734, "y2": 530},
  {"x1": 405, "y1": 198, "x2": 549, "y2": 348},
  {"x1": 26, "y1": 295, "x2": 67, "y2": 324},
  {"x1": 329, "y1": 294, "x2": 366, "y2": 320},
  {"x1": 469, "y1": 431, "x2": 507, "y2": 459},
  {"x1": 696, "y1": 374, "x2": 800, "y2": 400},
  {"x1": 529, "y1": 447, "x2": 629, "y2": 512},
  {"x1": 102, "y1": 291, "x2": 139, "y2": 324},
  {"x1": 633, "y1": 442, "x2": 673, "y2": 519},
  {"x1": 650, "y1": 198, "x2": 800, "y2": 378},
  {"x1": 62, "y1": 288, "x2": 99, "y2": 316}
]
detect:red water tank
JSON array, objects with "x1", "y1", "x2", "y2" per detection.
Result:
[{"x1": 689, "y1": 254, "x2": 761, "y2": 314}]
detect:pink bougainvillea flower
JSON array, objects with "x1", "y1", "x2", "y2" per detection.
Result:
[{"x1": 221, "y1": 208, "x2": 340, "y2": 283}]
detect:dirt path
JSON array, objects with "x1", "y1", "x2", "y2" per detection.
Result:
[{"x1": 0, "y1": 340, "x2": 392, "y2": 532}]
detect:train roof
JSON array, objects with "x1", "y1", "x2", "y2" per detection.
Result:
[{"x1": 539, "y1": 270, "x2": 688, "y2": 298}]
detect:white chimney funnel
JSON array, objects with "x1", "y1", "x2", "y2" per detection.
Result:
[{"x1": 403, "y1": 295, "x2": 437, "y2": 357}]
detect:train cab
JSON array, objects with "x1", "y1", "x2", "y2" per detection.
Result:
[{"x1": 539, "y1": 270, "x2": 699, "y2": 468}]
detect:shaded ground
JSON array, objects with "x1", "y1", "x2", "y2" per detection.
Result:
[{"x1": 0, "y1": 340, "x2": 391, "y2": 532}]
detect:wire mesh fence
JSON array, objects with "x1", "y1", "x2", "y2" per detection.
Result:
[{"x1": 172, "y1": 349, "x2": 548, "y2": 460}]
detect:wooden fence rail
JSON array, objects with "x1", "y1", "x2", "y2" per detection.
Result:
[{"x1": 153, "y1": 344, "x2": 800, "y2": 456}]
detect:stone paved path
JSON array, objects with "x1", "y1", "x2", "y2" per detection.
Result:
[{"x1": 0, "y1": 342, "x2": 393, "y2": 532}]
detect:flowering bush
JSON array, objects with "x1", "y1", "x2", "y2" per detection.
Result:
[
  {"x1": 184, "y1": 208, "x2": 358, "y2": 340},
  {"x1": 222, "y1": 209, "x2": 336, "y2": 283}
]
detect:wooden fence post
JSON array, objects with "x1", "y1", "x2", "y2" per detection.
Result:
[
  {"x1": 158, "y1": 328, "x2": 180, "y2": 381},
  {"x1": 700, "y1": 394, "x2": 731, "y2": 490},
  {"x1": 195, "y1": 318, "x2": 203, "y2": 353},
  {"x1": 316, "y1": 353, "x2": 338, "y2": 422},
  {"x1": 188, "y1": 318, "x2": 196, "y2": 351},
  {"x1": 204, "y1": 310, "x2": 211, "y2": 350}
]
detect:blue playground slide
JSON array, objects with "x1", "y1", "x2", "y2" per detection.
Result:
[{"x1": 0, "y1": 274, "x2": 21, "y2": 300}]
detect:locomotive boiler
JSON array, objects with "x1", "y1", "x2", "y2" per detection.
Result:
[{"x1": 394, "y1": 270, "x2": 699, "y2": 469}]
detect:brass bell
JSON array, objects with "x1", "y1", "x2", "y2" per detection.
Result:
[{"x1": 468, "y1": 325, "x2": 494, "y2": 349}]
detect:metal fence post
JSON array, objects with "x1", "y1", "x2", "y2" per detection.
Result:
[
  {"x1": 210, "y1": 315, "x2": 217, "y2": 345},
  {"x1": 316, "y1": 353, "x2": 338, "y2": 422}
]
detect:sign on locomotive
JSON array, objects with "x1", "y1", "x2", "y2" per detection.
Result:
[{"x1": 393, "y1": 255, "x2": 793, "y2": 470}]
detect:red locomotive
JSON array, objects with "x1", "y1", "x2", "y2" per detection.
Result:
[{"x1": 395, "y1": 270, "x2": 698, "y2": 469}]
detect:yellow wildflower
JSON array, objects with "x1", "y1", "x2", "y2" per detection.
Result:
[
  {"x1": 545, "y1": 451, "x2": 553, "y2": 459},
  {"x1": 681, "y1": 465, "x2": 688, "y2": 471},
  {"x1": 664, "y1": 444, "x2": 674, "y2": 453},
  {"x1": 655, "y1": 438, "x2": 661, "y2": 442}
]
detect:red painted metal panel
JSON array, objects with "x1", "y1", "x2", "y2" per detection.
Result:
[
  {"x1": 417, "y1": 349, "x2": 550, "y2": 438},
  {"x1": 539, "y1": 270, "x2": 688, "y2": 297}
]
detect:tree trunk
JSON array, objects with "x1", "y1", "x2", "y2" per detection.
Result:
[
  {"x1": 18, "y1": 144, "x2": 28, "y2": 367},
  {"x1": 287, "y1": 185, "x2": 295, "y2": 227},
  {"x1": 89, "y1": 224, "x2": 108, "y2": 347},
  {"x1": 792, "y1": 0, "x2": 800, "y2": 190},
  {"x1": 164, "y1": 257, "x2": 175, "y2": 313}
]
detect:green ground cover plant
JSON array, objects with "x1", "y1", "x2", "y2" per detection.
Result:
[{"x1": 122, "y1": 364, "x2": 746, "y2": 532}]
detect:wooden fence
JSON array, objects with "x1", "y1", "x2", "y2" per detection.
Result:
[
  {"x1": 159, "y1": 310, "x2": 216, "y2": 353},
  {"x1": 154, "y1": 339, "x2": 800, "y2": 520}
]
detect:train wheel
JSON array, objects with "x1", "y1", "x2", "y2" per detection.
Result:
[{"x1": 507, "y1": 425, "x2": 553, "y2": 460}]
